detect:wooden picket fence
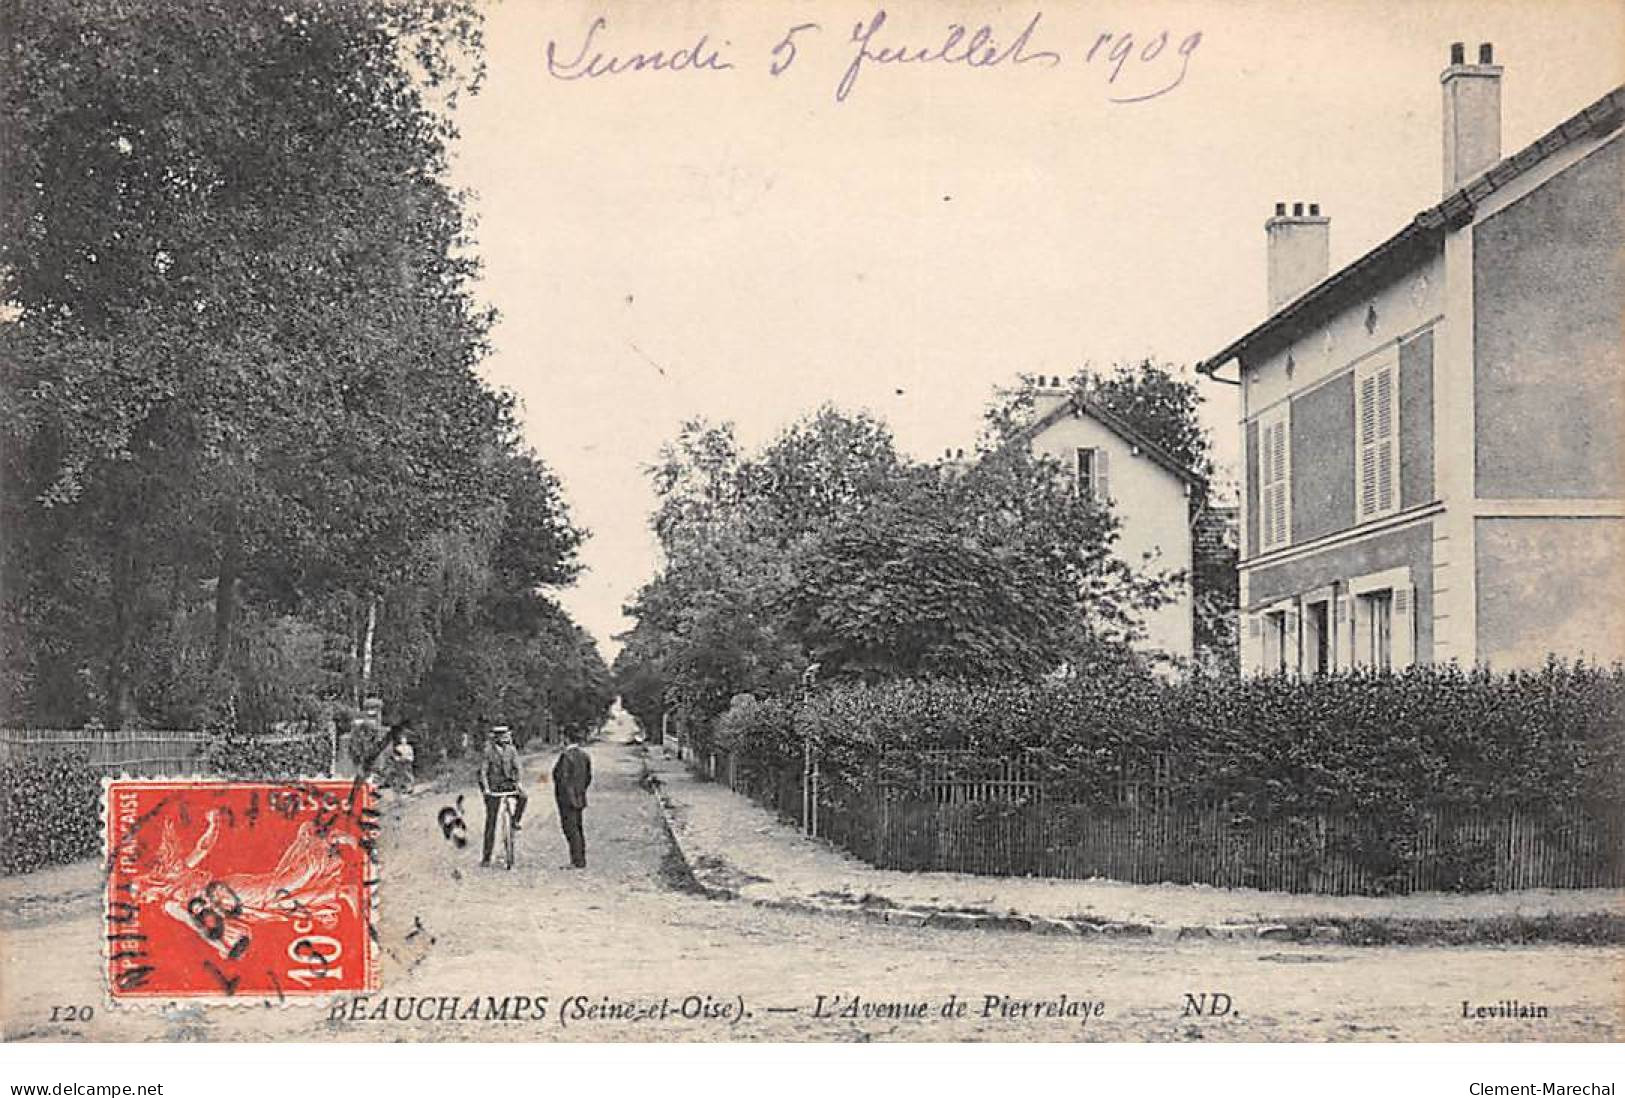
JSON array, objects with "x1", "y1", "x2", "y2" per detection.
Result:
[
  {"x1": 0, "y1": 726, "x2": 334, "y2": 777},
  {"x1": 709, "y1": 749, "x2": 1625, "y2": 895}
]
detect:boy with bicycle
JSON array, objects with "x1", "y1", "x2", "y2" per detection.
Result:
[{"x1": 477, "y1": 725, "x2": 528, "y2": 867}]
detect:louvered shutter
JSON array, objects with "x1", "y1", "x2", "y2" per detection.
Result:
[
  {"x1": 1243, "y1": 613, "x2": 1263, "y2": 675},
  {"x1": 1392, "y1": 584, "x2": 1416, "y2": 669},
  {"x1": 1284, "y1": 604, "x2": 1302, "y2": 676},
  {"x1": 1095, "y1": 447, "x2": 1110, "y2": 502},
  {"x1": 1376, "y1": 366, "x2": 1395, "y2": 513},
  {"x1": 1358, "y1": 360, "x2": 1397, "y2": 520}
]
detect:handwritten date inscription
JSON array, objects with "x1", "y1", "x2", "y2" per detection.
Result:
[{"x1": 545, "y1": 10, "x2": 1202, "y2": 104}]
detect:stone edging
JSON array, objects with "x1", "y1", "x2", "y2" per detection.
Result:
[{"x1": 638, "y1": 749, "x2": 1345, "y2": 946}]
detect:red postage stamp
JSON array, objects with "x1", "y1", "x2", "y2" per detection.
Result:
[{"x1": 104, "y1": 779, "x2": 379, "y2": 1001}]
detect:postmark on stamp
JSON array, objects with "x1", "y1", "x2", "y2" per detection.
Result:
[{"x1": 104, "y1": 779, "x2": 379, "y2": 1001}]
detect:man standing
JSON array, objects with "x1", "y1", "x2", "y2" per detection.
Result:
[
  {"x1": 478, "y1": 725, "x2": 527, "y2": 867},
  {"x1": 551, "y1": 732, "x2": 592, "y2": 869}
]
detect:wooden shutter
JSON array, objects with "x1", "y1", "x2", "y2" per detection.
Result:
[
  {"x1": 1358, "y1": 359, "x2": 1397, "y2": 520},
  {"x1": 1284, "y1": 604, "x2": 1302, "y2": 676},
  {"x1": 1095, "y1": 447, "x2": 1109, "y2": 502},
  {"x1": 1392, "y1": 584, "x2": 1416, "y2": 669},
  {"x1": 1258, "y1": 408, "x2": 1291, "y2": 550},
  {"x1": 1243, "y1": 613, "x2": 1263, "y2": 675},
  {"x1": 1331, "y1": 594, "x2": 1349, "y2": 671}
]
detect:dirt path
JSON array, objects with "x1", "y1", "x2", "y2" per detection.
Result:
[{"x1": 3, "y1": 737, "x2": 1620, "y2": 1043}]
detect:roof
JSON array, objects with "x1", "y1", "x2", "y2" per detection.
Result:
[
  {"x1": 1197, "y1": 85, "x2": 1625, "y2": 380},
  {"x1": 1014, "y1": 391, "x2": 1204, "y2": 487}
]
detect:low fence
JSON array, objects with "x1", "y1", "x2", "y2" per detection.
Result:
[
  {"x1": 702, "y1": 749, "x2": 1625, "y2": 895},
  {"x1": 0, "y1": 726, "x2": 336, "y2": 778}
]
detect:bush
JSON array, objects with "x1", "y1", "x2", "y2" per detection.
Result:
[
  {"x1": 1, "y1": 754, "x2": 101, "y2": 875},
  {"x1": 729, "y1": 662, "x2": 1625, "y2": 893},
  {"x1": 202, "y1": 727, "x2": 333, "y2": 779}
]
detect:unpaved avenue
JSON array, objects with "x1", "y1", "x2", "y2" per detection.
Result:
[{"x1": 2, "y1": 740, "x2": 1618, "y2": 1042}]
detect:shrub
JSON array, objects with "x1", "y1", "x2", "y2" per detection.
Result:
[
  {"x1": 202, "y1": 727, "x2": 333, "y2": 779},
  {"x1": 1, "y1": 753, "x2": 101, "y2": 875}
]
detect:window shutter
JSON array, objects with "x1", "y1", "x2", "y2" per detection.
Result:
[
  {"x1": 1257, "y1": 412, "x2": 1292, "y2": 551},
  {"x1": 1284, "y1": 604, "x2": 1302, "y2": 676},
  {"x1": 1376, "y1": 367, "x2": 1395, "y2": 513},
  {"x1": 1358, "y1": 374, "x2": 1378, "y2": 519},
  {"x1": 1357, "y1": 360, "x2": 1397, "y2": 520},
  {"x1": 1392, "y1": 584, "x2": 1416, "y2": 669},
  {"x1": 1242, "y1": 613, "x2": 1263, "y2": 675},
  {"x1": 1095, "y1": 447, "x2": 1110, "y2": 502}
]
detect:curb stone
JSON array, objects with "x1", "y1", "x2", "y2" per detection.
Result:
[{"x1": 638, "y1": 753, "x2": 1618, "y2": 950}]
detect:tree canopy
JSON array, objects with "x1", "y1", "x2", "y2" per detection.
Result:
[
  {"x1": 2, "y1": 0, "x2": 610, "y2": 747},
  {"x1": 615, "y1": 403, "x2": 1177, "y2": 742}
]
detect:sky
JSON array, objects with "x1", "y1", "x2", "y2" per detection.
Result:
[{"x1": 446, "y1": 0, "x2": 1625, "y2": 653}]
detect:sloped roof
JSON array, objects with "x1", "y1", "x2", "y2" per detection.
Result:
[
  {"x1": 1197, "y1": 85, "x2": 1625, "y2": 380},
  {"x1": 1014, "y1": 392, "x2": 1203, "y2": 487}
]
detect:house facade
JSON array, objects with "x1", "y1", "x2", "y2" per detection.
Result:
[
  {"x1": 1199, "y1": 45, "x2": 1624, "y2": 674},
  {"x1": 1017, "y1": 378, "x2": 1199, "y2": 664}
]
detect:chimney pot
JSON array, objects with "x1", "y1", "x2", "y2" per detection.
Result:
[
  {"x1": 1479, "y1": 43, "x2": 1493, "y2": 64},
  {"x1": 1450, "y1": 42, "x2": 1464, "y2": 65}
]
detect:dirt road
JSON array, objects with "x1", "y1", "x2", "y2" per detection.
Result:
[{"x1": 3, "y1": 737, "x2": 1619, "y2": 1042}]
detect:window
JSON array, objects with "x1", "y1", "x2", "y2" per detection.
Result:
[
  {"x1": 1075, "y1": 447, "x2": 1109, "y2": 502},
  {"x1": 1349, "y1": 567, "x2": 1416, "y2": 671},
  {"x1": 1257, "y1": 404, "x2": 1291, "y2": 551},
  {"x1": 1357, "y1": 589, "x2": 1393, "y2": 670},
  {"x1": 1355, "y1": 352, "x2": 1399, "y2": 521}
]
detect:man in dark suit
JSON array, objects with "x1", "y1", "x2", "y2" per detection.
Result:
[{"x1": 551, "y1": 732, "x2": 592, "y2": 869}]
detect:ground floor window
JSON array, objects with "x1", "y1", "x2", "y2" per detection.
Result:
[{"x1": 1358, "y1": 589, "x2": 1394, "y2": 670}]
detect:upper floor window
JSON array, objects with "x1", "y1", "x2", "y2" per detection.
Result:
[
  {"x1": 1355, "y1": 352, "x2": 1399, "y2": 521},
  {"x1": 1075, "y1": 447, "x2": 1109, "y2": 502},
  {"x1": 1257, "y1": 404, "x2": 1291, "y2": 552}
]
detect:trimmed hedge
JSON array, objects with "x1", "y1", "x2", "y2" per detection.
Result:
[
  {"x1": 1, "y1": 754, "x2": 102, "y2": 875},
  {"x1": 715, "y1": 663, "x2": 1625, "y2": 892},
  {"x1": 730, "y1": 662, "x2": 1625, "y2": 820},
  {"x1": 202, "y1": 729, "x2": 333, "y2": 779}
]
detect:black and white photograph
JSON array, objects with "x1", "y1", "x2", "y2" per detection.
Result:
[{"x1": 1, "y1": 0, "x2": 1621, "y2": 1087}]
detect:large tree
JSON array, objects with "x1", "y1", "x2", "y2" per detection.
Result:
[
  {"x1": 616, "y1": 404, "x2": 1176, "y2": 741},
  {"x1": 2, "y1": 0, "x2": 605, "y2": 734}
]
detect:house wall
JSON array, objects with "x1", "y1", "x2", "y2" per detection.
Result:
[
  {"x1": 1399, "y1": 330, "x2": 1435, "y2": 507},
  {"x1": 1290, "y1": 372, "x2": 1355, "y2": 543},
  {"x1": 1474, "y1": 136, "x2": 1624, "y2": 500},
  {"x1": 1028, "y1": 413, "x2": 1194, "y2": 662},
  {"x1": 1240, "y1": 253, "x2": 1445, "y2": 569},
  {"x1": 1243, "y1": 520, "x2": 1435, "y2": 665},
  {"x1": 1475, "y1": 517, "x2": 1625, "y2": 668}
]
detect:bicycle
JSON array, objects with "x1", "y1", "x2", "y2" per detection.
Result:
[{"x1": 489, "y1": 791, "x2": 520, "y2": 870}]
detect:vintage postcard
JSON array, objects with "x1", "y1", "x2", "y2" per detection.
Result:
[{"x1": 2, "y1": 0, "x2": 1622, "y2": 1067}]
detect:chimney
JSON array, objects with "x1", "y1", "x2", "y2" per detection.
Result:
[
  {"x1": 1265, "y1": 200, "x2": 1330, "y2": 314},
  {"x1": 1027, "y1": 374, "x2": 1072, "y2": 420},
  {"x1": 1441, "y1": 41, "x2": 1502, "y2": 193}
]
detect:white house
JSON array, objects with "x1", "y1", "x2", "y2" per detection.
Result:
[{"x1": 1012, "y1": 377, "x2": 1200, "y2": 664}]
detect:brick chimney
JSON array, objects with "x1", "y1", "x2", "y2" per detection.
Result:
[
  {"x1": 1265, "y1": 201, "x2": 1330, "y2": 315},
  {"x1": 1441, "y1": 41, "x2": 1503, "y2": 194}
]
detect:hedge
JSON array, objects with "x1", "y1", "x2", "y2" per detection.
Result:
[
  {"x1": 1, "y1": 754, "x2": 102, "y2": 875},
  {"x1": 723, "y1": 661, "x2": 1625, "y2": 821}
]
